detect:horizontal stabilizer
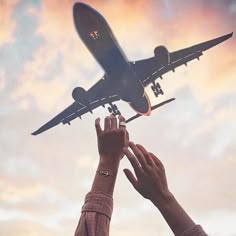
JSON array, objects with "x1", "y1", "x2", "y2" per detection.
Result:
[{"x1": 126, "y1": 98, "x2": 175, "y2": 123}]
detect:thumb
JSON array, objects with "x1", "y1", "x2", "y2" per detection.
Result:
[{"x1": 123, "y1": 169, "x2": 138, "y2": 190}]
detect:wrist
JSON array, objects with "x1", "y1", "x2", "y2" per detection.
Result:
[
  {"x1": 98, "y1": 158, "x2": 120, "y2": 175},
  {"x1": 99, "y1": 154, "x2": 121, "y2": 166},
  {"x1": 91, "y1": 156, "x2": 120, "y2": 196},
  {"x1": 151, "y1": 190, "x2": 175, "y2": 210}
]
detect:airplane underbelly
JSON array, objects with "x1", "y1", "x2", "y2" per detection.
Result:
[
  {"x1": 124, "y1": 79, "x2": 142, "y2": 98},
  {"x1": 95, "y1": 45, "x2": 128, "y2": 75}
]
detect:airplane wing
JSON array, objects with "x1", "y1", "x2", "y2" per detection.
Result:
[
  {"x1": 131, "y1": 32, "x2": 233, "y2": 86},
  {"x1": 32, "y1": 76, "x2": 120, "y2": 135}
]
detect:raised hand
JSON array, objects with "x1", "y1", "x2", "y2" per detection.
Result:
[
  {"x1": 91, "y1": 115, "x2": 129, "y2": 195},
  {"x1": 95, "y1": 115, "x2": 129, "y2": 166},
  {"x1": 123, "y1": 142, "x2": 172, "y2": 206},
  {"x1": 123, "y1": 142, "x2": 204, "y2": 235}
]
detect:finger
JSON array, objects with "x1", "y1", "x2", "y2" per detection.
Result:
[
  {"x1": 136, "y1": 144, "x2": 154, "y2": 166},
  {"x1": 123, "y1": 169, "x2": 139, "y2": 190},
  {"x1": 95, "y1": 118, "x2": 102, "y2": 136},
  {"x1": 125, "y1": 131, "x2": 130, "y2": 147},
  {"x1": 104, "y1": 116, "x2": 111, "y2": 131},
  {"x1": 149, "y1": 152, "x2": 165, "y2": 170},
  {"x1": 123, "y1": 147, "x2": 142, "y2": 176},
  {"x1": 110, "y1": 114, "x2": 117, "y2": 130},
  {"x1": 118, "y1": 115, "x2": 126, "y2": 130},
  {"x1": 119, "y1": 115, "x2": 130, "y2": 147},
  {"x1": 129, "y1": 142, "x2": 147, "y2": 170}
]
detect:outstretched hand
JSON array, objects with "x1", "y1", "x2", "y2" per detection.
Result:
[
  {"x1": 91, "y1": 115, "x2": 129, "y2": 195},
  {"x1": 95, "y1": 115, "x2": 129, "y2": 166},
  {"x1": 123, "y1": 142, "x2": 172, "y2": 206}
]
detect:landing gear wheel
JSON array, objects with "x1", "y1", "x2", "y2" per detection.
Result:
[
  {"x1": 108, "y1": 103, "x2": 121, "y2": 115},
  {"x1": 108, "y1": 107, "x2": 112, "y2": 113},
  {"x1": 151, "y1": 82, "x2": 164, "y2": 97},
  {"x1": 116, "y1": 110, "x2": 121, "y2": 116}
]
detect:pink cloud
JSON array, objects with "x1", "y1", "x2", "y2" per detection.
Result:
[
  {"x1": 0, "y1": 179, "x2": 43, "y2": 202},
  {"x1": 0, "y1": 220, "x2": 60, "y2": 236},
  {"x1": 0, "y1": 0, "x2": 19, "y2": 47}
]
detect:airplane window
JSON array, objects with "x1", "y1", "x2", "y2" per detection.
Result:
[{"x1": 89, "y1": 30, "x2": 100, "y2": 40}]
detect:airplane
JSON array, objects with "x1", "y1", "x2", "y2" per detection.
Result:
[{"x1": 32, "y1": 2, "x2": 233, "y2": 135}]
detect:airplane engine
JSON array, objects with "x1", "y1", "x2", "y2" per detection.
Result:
[
  {"x1": 154, "y1": 46, "x2": 170, "y2": 66},
  {"x1": 72, "y1": 87, "x2": 88, "y2": 105}
]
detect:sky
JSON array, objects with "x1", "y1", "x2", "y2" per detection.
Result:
[{"x1": 0, "y1": 0, "x2": 236, "y2": 235}]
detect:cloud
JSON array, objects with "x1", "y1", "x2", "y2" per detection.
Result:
[
  {"x1": 2, "y1": 1, "x2": 236, "y2": 236},
  {"x1": 0, "y1": 109, "x2": 98, "y2": 218},
  {"x1": 166, "y1": 152, "x2": 236, "y2": 212},
  {"x1": 11, "y1": 0, "x2": 102, "y2": 112},
  {"x1": 0, "y1": 220, "x2": 61, "y2": 236},
  {"x1": 0, "y1": 0, "x2": 19, "y2": 47},
  {"x1": 195, "y1": 209, "x2": 236, "y2": 236},
  {"x1": 0, "y1": 67, "x2": 5, "y2": 91},
  {"x1": 0, "y1": 178, "x2": 42, "y2": 202},
  {"x1": 11, "y1": 41, "x2": 96, "y2": 112}
]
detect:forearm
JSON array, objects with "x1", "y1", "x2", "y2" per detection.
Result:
[
  {"x1": 75, "y1": 157, "x2": 119, "y2": 236},
  {"x1": 153, "y1": 193, "x2": 197, "y2": 236},
  {"x1": 75, "y1": 158, "x2": 119, "y2": 236}
]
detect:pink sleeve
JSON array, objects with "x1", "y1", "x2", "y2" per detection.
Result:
[
  {"x1": 74, "y1": 191, "x2": 113, "y2": 236},
  {"x1": 179, "y1": 224, "x2": 208, "y2": 236}
]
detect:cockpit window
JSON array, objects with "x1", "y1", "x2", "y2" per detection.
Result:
[{"x1": 89, "y1": 30, "x2": 100, "y2": 40}]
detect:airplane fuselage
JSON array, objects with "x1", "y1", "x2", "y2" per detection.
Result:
[{"x1": 73, "y1": 3, "x2": 151, "y2": 115}]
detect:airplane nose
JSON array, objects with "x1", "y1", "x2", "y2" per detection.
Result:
[
  {"x1": 73, "y1": 2, "x2": 92, "y2": 30},
  {"x1": 73, "y1": 2, "x2": 95, "y2": 24},
  {"x1": 73, "y1": 2, "x2": 105, "y2": 36},
  {"x1": 73, "y1": 2, "x2": 90, "y2": 14}
]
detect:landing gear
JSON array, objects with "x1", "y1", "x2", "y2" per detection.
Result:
[
  {"x1": 151, "y1": 82, "x2": 164, "y2": 97},
  {"x1": 107, "y1": 103, "x2": 121, "y2": 115}
]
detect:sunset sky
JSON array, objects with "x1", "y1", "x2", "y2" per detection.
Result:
[{"x1": 0, "y1": 0, "x2": 236, "y2": 235}]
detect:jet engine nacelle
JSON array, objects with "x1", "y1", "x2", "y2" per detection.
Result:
[
  {"x1": 72, "y1": 87, "x2": 88, "y2": 105},
  {"x1": 154, "y1": 46, "x2": 170, "y2": 66}
]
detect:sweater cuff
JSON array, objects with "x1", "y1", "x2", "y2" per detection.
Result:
[
  {"x1": 179, "y1": 224, "x2": 208, "y2": 236},
  {"x1": 82, "y1": 191, "x2": 113, "y2": 219}
]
